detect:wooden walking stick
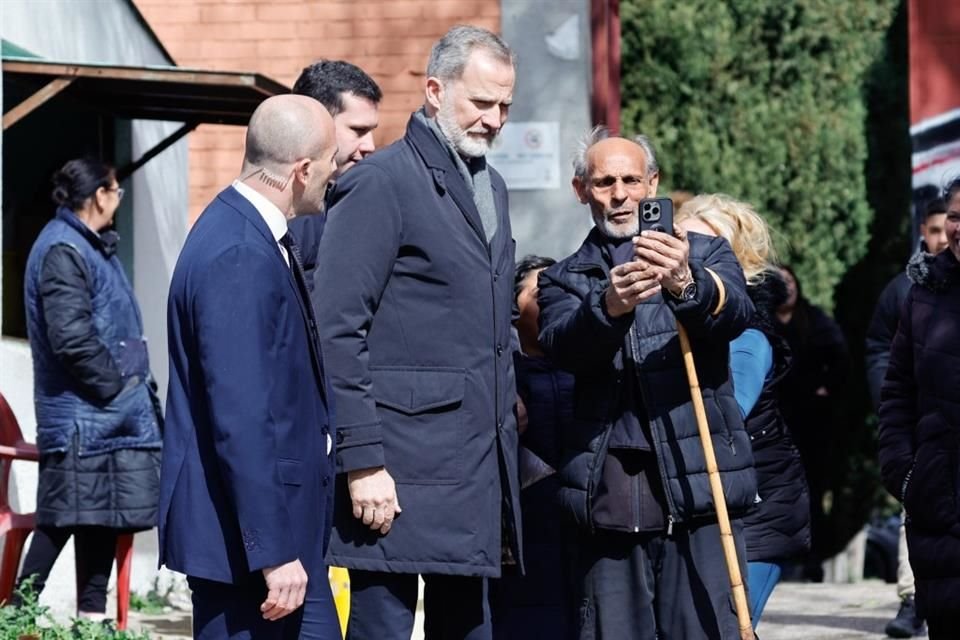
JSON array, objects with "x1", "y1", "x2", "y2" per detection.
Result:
[{"x1": 676, "y1": 322, "x2": 755, "y2": 640}]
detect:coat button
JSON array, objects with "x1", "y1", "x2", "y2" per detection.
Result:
[
  {"x1": 496, "y1": 344, "x2": 503, "y2": 357},
  {"x1": 321, "y1": 426, "x2": 329, "y2": 436}
]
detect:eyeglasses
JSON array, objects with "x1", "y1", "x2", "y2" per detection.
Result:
[{"x1": 107, "y1": 186, "x2": 125, "y2": 202}]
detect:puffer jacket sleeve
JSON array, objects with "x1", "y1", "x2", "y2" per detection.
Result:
[
  {"x1": 865, "y1": 275, "x2": 905, "y2": 409},
  {"x1": 38, "y1": 243, "x2": 124, "y2": 401},
  {"x1": 664, "y1": 234, "x2": 753, "y2": 342},
  {"x1": 878, "y1": 287, "x2": 918, "y2": 501},
  {"x1": 536, "y1": 267, "x2": 634, "y2": 373}
]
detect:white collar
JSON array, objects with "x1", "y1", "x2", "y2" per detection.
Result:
[{"x1": 232, "y1": 180, "x2": 288, "y2": 243}]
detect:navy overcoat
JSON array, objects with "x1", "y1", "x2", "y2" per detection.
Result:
[{"x1": 314, "y1": 114, "x2": 521, "y2": 577}]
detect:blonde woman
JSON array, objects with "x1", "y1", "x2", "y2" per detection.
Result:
[{"x1": 677, "y1": 194, "x2": 810, "y2": 628}]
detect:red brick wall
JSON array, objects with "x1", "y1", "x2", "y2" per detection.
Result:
[
  {"x1": 909, "y1": 0, "x2": 960, "y2": 125},
  {"x1": 134, "y1": 0, "x2": 501, "y2": 223}
]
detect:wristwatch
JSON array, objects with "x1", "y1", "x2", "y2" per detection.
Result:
[{"x1": 671, "y1": 276, "x2": 697, "y2": 302}]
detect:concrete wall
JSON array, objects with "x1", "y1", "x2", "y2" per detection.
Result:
[
  {"x1": 501, "y1": 0, "x2": 594, "y2": 261},
  {"x1": 1, "y1": 0, "x2": 188, "y2": 614}
]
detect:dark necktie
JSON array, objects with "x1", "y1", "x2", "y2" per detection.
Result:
[{"x1": 280, "y1": 232, "x2": 326, "y2": 387}]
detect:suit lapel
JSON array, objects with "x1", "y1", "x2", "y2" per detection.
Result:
[
  {"x1": 287, "y1": 252, "x2": 327, "y2": 403},
  {"x1": 219, "y1": 187, "x2": 303, "y2": 313},
  {"x1": 219, "y1": 187, "x2": 327, "y2": 399}
]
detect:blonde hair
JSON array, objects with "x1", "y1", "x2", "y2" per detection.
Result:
[{"x1": 676, "y1": 193, "x2": 778, "y2": 285}]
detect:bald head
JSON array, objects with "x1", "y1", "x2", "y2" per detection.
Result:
[
  {"x1": 585, "y1": 137, "x2": 650, "y2": 176},
  {"x1": 243, "y1": 94, "x2": 335, "y2": 174}
]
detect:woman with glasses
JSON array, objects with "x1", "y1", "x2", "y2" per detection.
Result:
[{"x1": 15, "y1": 157, "x2": 162, "y2": 621}]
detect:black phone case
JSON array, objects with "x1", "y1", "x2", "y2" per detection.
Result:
[{"x1": 639, "y1": 197, "x2": 674, "y2": 234}]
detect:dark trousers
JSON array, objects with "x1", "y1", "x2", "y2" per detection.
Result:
[
  {"x1": 927, "y1": 617, "x2": 960, "y2": 640},
  {"x1": 576, "y1": 520, "x2": 747, "y2": 640},
  {"x1": 347, "y1": 570, "x2": 490, "y2": 640},
  {"x1": 189, "y1": 571, "x2": 339, "y2": 639},
  {"x1": 15, "y1": 525, "x2": 116, "y2": 613}
]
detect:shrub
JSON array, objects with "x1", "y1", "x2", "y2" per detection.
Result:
[
  {"x1": 0, "y1": 577, "x2": 151, "y2": 640},
  {"x1": 621, "y1": 0, "x2": 900, "y2": 309}
]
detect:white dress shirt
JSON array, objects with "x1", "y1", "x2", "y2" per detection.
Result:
[{"x1": 232, "y1": 179, "x2": 289, "y2": 267}]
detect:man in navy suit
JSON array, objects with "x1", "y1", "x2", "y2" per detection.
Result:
[{"x1": 161, "y1": 94, "x2": 340, "y2": 639}]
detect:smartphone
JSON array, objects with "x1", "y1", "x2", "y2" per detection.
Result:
[{"x1": 638, "y1": 197, "x2": 674, "y2": 235}]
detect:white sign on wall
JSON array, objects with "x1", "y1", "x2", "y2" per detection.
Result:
[{"x1": 488, "y1": 121, "x2": 561, "y2": 190}]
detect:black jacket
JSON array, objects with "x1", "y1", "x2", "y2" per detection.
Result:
[
  {"x1": 879, "y1": 249, "x2": 960, "y2": 620},
  {"x1": 37, "y1": 243, "x2": 125, "y2": 401},
  {"x1": 866, "y1": 271, "x2": 912, "y2": 410},
  {"x1": 741, "y1": 274, "x2": 811, "y2": 562},
  {"x1": 537, "y1": 228, "x2": 757, "y2": 531}
]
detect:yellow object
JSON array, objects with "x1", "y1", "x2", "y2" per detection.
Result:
[
  {"x1": 677, "y1": 324, "x2": 754, "y2": 640},
  {"x1": 704, "y1": 268, "x2": 727, "y2": 316},
  {"x1": 329, "y1": 566, "x2": 350, "y2": 637}
]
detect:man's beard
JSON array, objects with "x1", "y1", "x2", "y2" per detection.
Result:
[
  {"x1": 436, "y1": 99, "x2": 496, "y2": 158},
  {"x1": 593, "y1": 210, "x2": 638, "y2": 239}
]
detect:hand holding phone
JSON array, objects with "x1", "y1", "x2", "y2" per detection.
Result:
[{"x1": 634, "y1": 197, "x2": 692, "y2": 296}]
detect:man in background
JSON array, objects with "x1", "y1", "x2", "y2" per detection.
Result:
[
  {"x1": 537, "y1": 128, "x2": 756, "y2": 639},
  {"x1": 288, "y1": 59, "x2": 382, "y2": 290}
]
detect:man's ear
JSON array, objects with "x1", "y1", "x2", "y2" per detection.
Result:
[
  {"x1": 572, "y1": 176, "x2": 589, "y2": 204},
  {"x1": 425, "y1": 76, "x2": 444, "y2": 112},
  {"x1": 648, "y1": 171, "x2": 660, "y2": 197},
  {"x1": 294, "y1": 158, "x2": 311, "y2": 187}
]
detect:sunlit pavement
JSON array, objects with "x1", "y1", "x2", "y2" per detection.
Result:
[
  {"x1": 759, "y1": 580, "x2": 902, "y2": 640},
  {"x1": 129, "y1": 579, "x2": 901, "y2": 640}
]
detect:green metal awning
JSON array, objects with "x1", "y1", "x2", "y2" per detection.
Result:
[
  {"x1": 2, "y1": 57, "x2": 290, "y2": 177},
  {"x1": 1, "y1": 40, "x2": 39, "y2": 59},
  {"x1": 3, "y1": 58, "x2": 288, "y2": 130}
]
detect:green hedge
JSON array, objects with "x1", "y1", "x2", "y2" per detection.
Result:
[{"x1": 621, "y1": 0, "x2": 899, "y2": 309}]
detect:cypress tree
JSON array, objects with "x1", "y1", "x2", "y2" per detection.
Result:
[{"x1": 621, "y1": 0, "x2": 900, "y2": 309}]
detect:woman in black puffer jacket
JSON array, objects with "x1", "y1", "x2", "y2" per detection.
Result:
[
  {"x1": 678, "y1": 194, "x2": 810, "y2": 628},
  {"x1": 879, "y1": 177, "x2": 960, "y2": 639},
  {"x1": 17, "y1": 158, "x2": 161, "y2": 620}
]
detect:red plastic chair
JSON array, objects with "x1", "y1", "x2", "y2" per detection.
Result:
[
  {"x1": 113, "y1": 533, "x2": 133, "y2": 630},
  {"x1": 0, "y1": 391, "x2": 40, "y2": 605},
  {"x1": 0, "y1": 392, "x2": 134, "y2": 629}
]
